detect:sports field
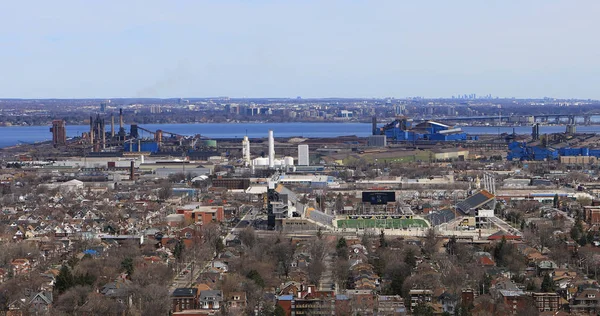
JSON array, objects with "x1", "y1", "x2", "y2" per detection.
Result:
[{"x1": 336, "y1": 218, "x2": 429, "y2": 229}]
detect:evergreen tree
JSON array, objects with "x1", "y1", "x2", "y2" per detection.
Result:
[
  {"x1": 571, "y1": 217, "x2": 584, "y2": 241},
  {"x1": 553, "y1": 194, "x2": 559, "y2": 208},
  {"x1": 493, "y1": 236, "x2": 507, "y2": 265},
  {"x1": 121, "y1": 257, "x2": 134, "y2": 276},
  {"x1": 74, "y1": 272, "x2": 96, "y2": 287},
  {"x1": 174, "y1": 240, "x2": 184, "y2": 261},
  {"x1": 336, "y1": 237, "x2": 347, "y2": 258},
  {"x1": 579, "y1": 235, "x2": 588, "y2": 247},
  {"x1": 413, "y1": 302, "x2": 434, "y2": 316},
  {"x1": 447, "y1": 236, "x2": 457, "y2": 256},
  {"x1": 246, "y1": 270, "x2": 265, "y2": 288},
  {"x1": 273, "y1": 304, "x2": 286, "y2": 316},
  {"x1": 55, "y1": 265, "x2": 74, "y2": 294},
  {"x1": 387, "y1": 269, "x2": 405, "y2": 295},
  {"x1": 404, "y1": 248, "x2": 417, "y2": 269},
  {"x1": 541, "y1": 273, "x2": 555, "y2": 292},
  {"x1": 379, "y1": 230, "x2": 387, "y2": 248},
  {"x1": 316, "y1": 227, "x2": 323, "y2": 240},
  {"x1": 526, "y1": 279, "x2": 536, "y2": 291}
]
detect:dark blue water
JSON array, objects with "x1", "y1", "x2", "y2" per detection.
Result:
[{"x1": 1, "y1": 123, "x2": 598, "y2": 148}]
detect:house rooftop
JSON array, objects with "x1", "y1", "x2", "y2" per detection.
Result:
[
  {"x1": 199, "y1": 290, "x2": 222, "y2": 301},
  {"x1": 172, "y1": 288, "x2": 198, "y2": 297}
]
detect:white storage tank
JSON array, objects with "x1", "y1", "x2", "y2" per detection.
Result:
[
  {"x1": 284, "y1": 156, "x2": 294, "y2": 166},
  {"x1": 253, "y1": 157, "x2": 269, "y2": 166}
]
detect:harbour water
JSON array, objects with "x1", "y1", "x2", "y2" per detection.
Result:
[{"x1": 1, "y1": 122, "x2": 600, "y2": 148}]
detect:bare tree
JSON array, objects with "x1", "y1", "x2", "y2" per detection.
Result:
[
  {"x1": 129, "y1": 283, "x2": 171, "y2": 316},
  {"x1": 239, "y1": 227, "x2": 256, "y2": 249},
  {"x1": 157, "y1": 181, "x2": 173, "y2": 201},
  {"x1": 272, "y1": 241, "x2": 295, "y2": 279},
  {"x1": 423, "y1": 228, "x2": 439, "y2": 256},
  {"x1": 52, "y1": 285, "x2": 92, "y2": 315},
  {"x1": 131, "y1": 264, "x2": 173, "y2": 288},
  {"x1": 333, "y1": 259, "x2": 350, "y2": 290}
]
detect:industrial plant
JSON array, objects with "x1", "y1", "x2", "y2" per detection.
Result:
[{"x1": 373, "y1": 116, "x2": 478, "y2": 142}]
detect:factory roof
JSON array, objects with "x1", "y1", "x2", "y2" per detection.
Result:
[
  {"x1": 415, "y1": 121, "x2": 451, "y2": 129},
  {"x1": 426, "y1": 209, "x2": 456, "y2": 225},
  {"x1": 456, "y1": 190, "x2": 495, "y2": 215}
]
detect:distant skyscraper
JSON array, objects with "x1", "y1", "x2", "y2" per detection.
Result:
[
  {"x1": 298, "y1": 144, "x2": 309, "y2": 166},
  {"x1": 100, "y1": 102, "x2": 107, "y2": 112}
]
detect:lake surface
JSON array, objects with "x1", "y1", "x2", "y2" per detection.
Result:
[{"x1": 0, "y1": 122, "x2": 599, "y2": 148}]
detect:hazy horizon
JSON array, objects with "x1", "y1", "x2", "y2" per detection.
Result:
[{"x1": 1, "y1": 1, "x2": 599, "y2": 99}]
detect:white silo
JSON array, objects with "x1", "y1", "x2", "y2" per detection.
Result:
[
  {"x1": 268, "y1": 130, "x2": 275, "y2": 168},
  {"x1": 242, "y1": 136, "x2": 251, "y2": 166}
]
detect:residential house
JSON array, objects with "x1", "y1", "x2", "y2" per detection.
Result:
[
  {"x1": 196, "y1": 272, "x2": 221, "y2": 288},
  {"x1": 474, "y1": 252, "x2": 496, "y2": 267},
  {"x1": 408, "y1": 290, "x2": 433, "y2": 312},
  {"x1": 537, "y1": 260, "x2": 558, "y2": 276},
  {"x1": 346, "y1": 289, "x2": 376, "y2": 315},
  {"x1": 28, "y1": 291, "x2": 53, "y2": 314},
  {"x1": 377, "y1": 295, "x2": 406, "y2": 315},
  {"x1": 583, "y1": 206, "x2": 600, "y2": 224},
  {"x1": 227, "y1": 292, "x2": 246, "y2": 312},
  {"x1": 278, "y1": 287, "x2": 345, "y2": 316},
  {"x1": 570, "y1": 288, "x2": 600, "y2": 314},
  {"x1": 438, "y1": 292, "x2": 458, "y2": 314},
  {"x1": 172, "y1": 288, "x2": 199, "y2": 312},
  {"x1": 210, "y1": 260, "x2": 228, "y2": 273},
  {"x1": 199, "y1": 290, "x2": 222, "y2": 310},
  {"x1": 177, "y1": 204, "x2": 224, "y2": 225},
  {"x1": 497, "y1": 290, "x2": 527, "y2": 315},
  {"x1": 532, "y1": 292, "x2": 559, "y2": 312},
  {"x1": 461, "y1": 289, "x2": 475, "y2": 307},
  {"x1": 100, "y1": 276, "x2": 133, "y2": 306},
  {"x1": 11, "y1": 259, "x2": 31, "y2": 276}
]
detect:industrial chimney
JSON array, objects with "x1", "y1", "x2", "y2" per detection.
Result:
[
  {"x1": 119, "y1": 108, "x2": 124, "y2": 130},
  {"x1": 111, "y1": 113, "x2": 115, "y2": 138},
  {"x1": 89, "y1": 115, "x2": 94, "y2": 148},
  {"x1": 130, "y1": 160, "x2": 135, "y2": 180},
  {"x1": 268, "y1": 130, "x2": 275, "y2": 168},
  {"x1": 101, "y1": 119, "x2": 106, "y2": 149},
  {"x1": 372, "y1": 116, "x2": 377, "y2": 135}
]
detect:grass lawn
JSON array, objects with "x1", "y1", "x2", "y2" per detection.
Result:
[{"x1": 336, "y1": 218, "x2": 429, "y2": 229}]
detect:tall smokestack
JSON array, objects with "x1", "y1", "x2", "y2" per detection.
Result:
[
  {"x1": 89, "y1": 116, "x2": 94, "y2": 147},
  {"x1": 372, "y1": 116, "x2": 377, "y2": 135},
  {"x1": 111, "y1": 114, "x2": 115, "y2": 137},
  {"x1": 102, "y1": 119, "x2": 106, "y2": 149},
  {"x1": 242, "y1": 136, "x2": 250, "y2": 166},
  {"x1": 119, "y1": 108, "x2": 124, "y2": 130},
  {"x1": 268, "y1": 130, "x2": 275, "y2": 168},
  {"x1": 130, "y1": 160, "x2": 135, "y2": 180}
]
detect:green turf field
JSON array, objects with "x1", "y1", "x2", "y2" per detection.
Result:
[{"x1": 336, "y1": 218, "x2": 429, "y2": 229}]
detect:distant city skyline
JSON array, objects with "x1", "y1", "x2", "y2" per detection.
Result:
[{"x1": 1, "y1": 1, "x2": 599, "y2": 99}]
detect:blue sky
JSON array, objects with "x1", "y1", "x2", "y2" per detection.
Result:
[{"x1": 0, "y1": 1, "x2": 598, "y2": 99}]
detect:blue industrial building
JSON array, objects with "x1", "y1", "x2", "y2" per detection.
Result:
[
  {"x1": 507, "y1": 141, "x2": 558, "y2": 161},
  {"x1": 507, "y1": 141, "x2": 600, "y2": 161},
  {"x1": 123, "y1": 141, "x2": 159, "y2": 153},
  {"x1": 376, "y1": 118, "x2": 476, "y2": 142}
]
